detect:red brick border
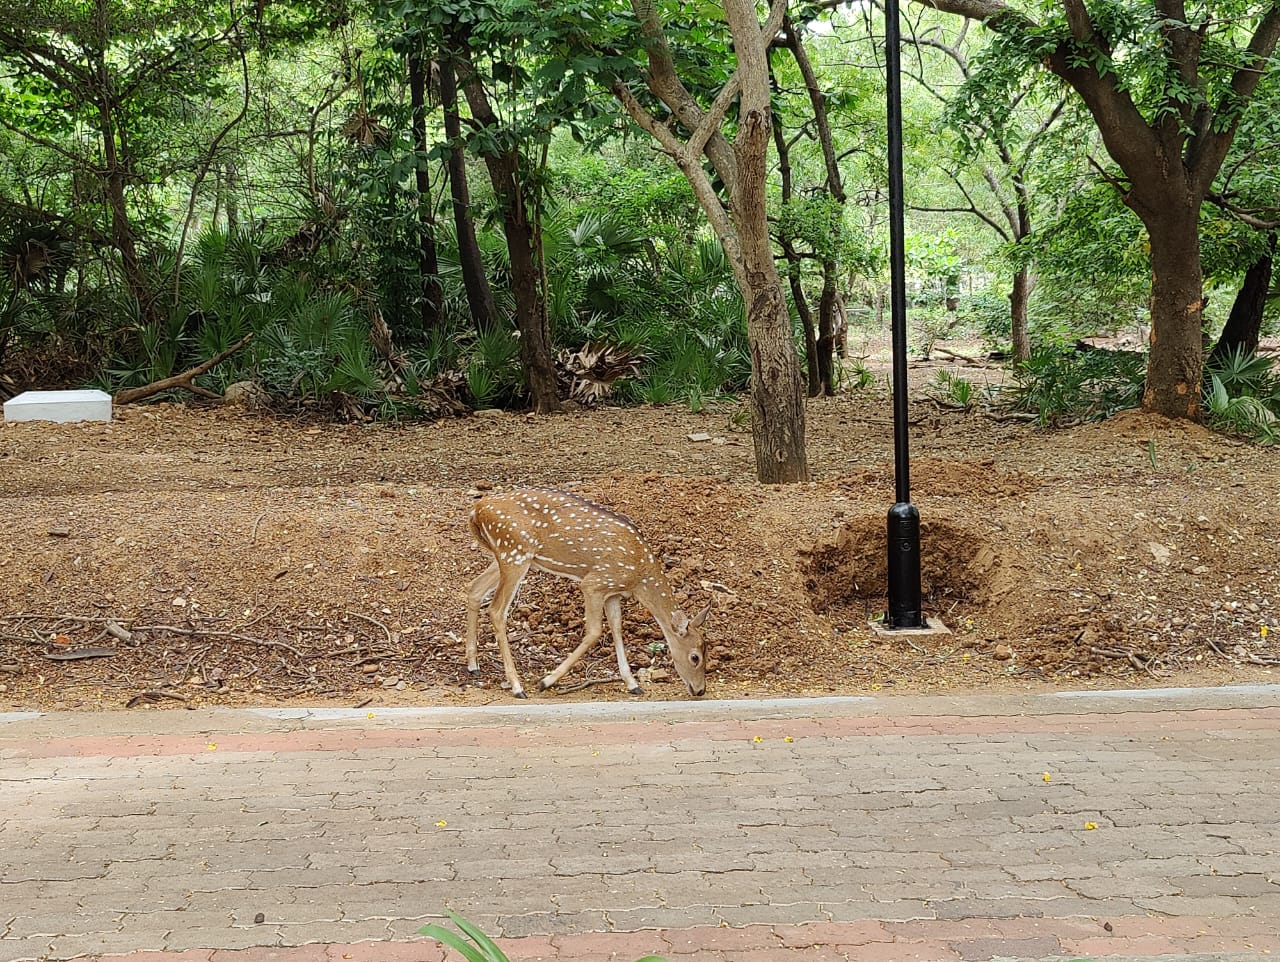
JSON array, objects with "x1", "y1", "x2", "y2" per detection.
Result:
[
  {"x1": 45, "y1": 914, "x2": 1280, "y2": 962},
  {"x1": 5, "y1": 707, "x2": 1279, "y2": 760}
]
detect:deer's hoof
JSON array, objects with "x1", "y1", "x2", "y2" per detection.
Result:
[
  {"x1": 538, "y1": 678, "x2": 553, "y2": 691},
  {"x1": 513, "y1": 690, "x2": 528, "y2": 699},
  {"x1": 628, "y1": 686, "x2": 645, "y2": 696},
  {"x1": 466, "y1": 667, "x2": 480, "y2": 676}
]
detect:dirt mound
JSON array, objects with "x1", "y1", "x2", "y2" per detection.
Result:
[{"x1": 800, "y1": 514, "x2": 1012, "y2": 622}]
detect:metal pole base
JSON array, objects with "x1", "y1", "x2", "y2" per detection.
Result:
[{"x1": 886, "y1": 502, "x2": 926, "y2": 629}]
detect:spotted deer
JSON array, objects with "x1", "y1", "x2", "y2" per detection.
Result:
[{"x1": 465, "y1": 487, "x2": 710, "y2": 698}]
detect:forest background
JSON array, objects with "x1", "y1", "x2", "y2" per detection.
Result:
[{"x1": 2, "y1": 0, "x2": 1279, "y2": 484}]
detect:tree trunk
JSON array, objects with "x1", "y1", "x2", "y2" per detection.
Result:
[
  {"x1": 99, "y1": 112, "x2": 154, "y2": 327},
  {"x1": 458, "y1": 55, "x2": 560, "y2": 413},
  {"x1": 617, "y1": 0, "x2": 807, "y2": 480},
  {"x1": 1140, "y1": 202, "x2": 1205, "y2": 419},
  {"x1": 408, "y1": 52, "x2": 444, "y2": 331},
  {"x1": 816, "y1": 260, "x2": 838, "y2": 396},
  {"x1": 768, "y1": 77, "x2": 818, "y2": 398},
  {"x1": 505, "y1": 212, "x2": 560, "y2": 412},
  {"x1": 1210, "y1": 232, "x2": 1275, "y2": 365},
  {"x1": 1010, "y1": 266, "x2": 1031, "y2": 363},
  {"x1": 439, "y1": 55, "x2": 498, "y2": 334},
  {"x1": 781, "y1": 255, "x2": 819, "y2": 396},
  {"x1": 224, "y1": 163, "x2": 239, "y2": 233},
  {"x1": 833, "y1": 291, "x2": 848, "y2": 359},
  {"x1": 743, "y1": 255, "x2": 809, "y2": 482},
  {"x1": 732, "y1": 134, "x2": 807, "y2": 480}
]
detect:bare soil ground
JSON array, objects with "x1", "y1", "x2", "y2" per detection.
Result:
[{"x1": 2, "y1": 348, "x2": 1277, "y2": 711}]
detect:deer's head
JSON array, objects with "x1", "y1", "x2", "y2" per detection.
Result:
[{"x1": 666, "y1": 603, "x2": 711, "y2": 696}]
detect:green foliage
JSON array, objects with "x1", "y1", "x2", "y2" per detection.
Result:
[
  {"x1": 552, "y1": 143, "x2": 702, "y2": 251},
  {"x1": 844, "y1": 359, "x2": 876, "y2": 392},
  {"x1": 613, "y1": 285, "x2": 752, "y2": 412},
  {"x1": 912, "y1": 306, "x2": 958, "y2": 358},
  {"x1": 930, "y1": 369, "x2": 976, "y2": 410},
  {"x1": 777, "y1": 195, "x2": 847, "y2": 264},
  {"x1": 907, "y1": 230, "x2": 964, "y2": 300},
  {"x1": 464, "y1": 326, "x2": 523, "y2": 408},
  {"x1": 1204, "y1": 349, "x2": 1279, "y2": 444},
  {"x1": 256, "y1": 288, "x2": 381, "y2": 406},
  {"x1": 1207, "y1": 345, "x2": 1276, "y2": 397},
  {"x1": 964, "y1": 289, "x2": 1014, "y2": 349},
  {"x1": 1006, "y1": 346, "x2": 1146, "y2": 427}
]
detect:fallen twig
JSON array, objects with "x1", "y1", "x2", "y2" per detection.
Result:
[
  {"x1": 105, "y1": 620, "x2": 133, "y2": 643},
  {"x1": 126, "y1": 688, "x2": 190, "y2": 708},
  {"x1": 932, "y1": 346, "x2": 989, "y2": 366},
  {"x1": 0, "y1": 613, "x2": 305, "y2": 658},
  {"x1": 141, "y1": 625, "x2": 305, "y2": 658},
  {"x1": 41, "y1": 647, "x2": 116, "y2": 662},
  {"x1": 344, "y1": 610, "x2": 394, "y2": 647},
  {"x1": 555, "y1": 674, "x2": 624, "y2": 693},
  {"x1": 114, "y1": 332, "x2": 254, "y2": 405},
  {"x1": 1089, "y1": 645, "x2": 1166, "y2": 678},
  {"x1": 1207, "y1": 635, "x2": 1280, "y2": 665}
]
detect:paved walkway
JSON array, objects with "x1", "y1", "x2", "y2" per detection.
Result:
[{"x1": 2, "y1": 687, "x2": 1279, "y2": 962}]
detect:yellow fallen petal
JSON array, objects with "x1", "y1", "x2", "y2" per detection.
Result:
[
  {"x1": 752, "y1": 735, "x2": 763, "y2": 743},
  {"x1": 436, "y1": 820, "x2": 447, "y2": 827},
  {"x1": 1084, "y1": 821, "x2": 1098, "y2": 830},
  {"x1": 207, "y1": 743, "x2": 216, "y2": 751},
  {"x1": 1043, "y1": 773, "x2": 1052, "y2": 782},
  {"x1": 784, "y1": 736, "x2": 794, "y2": 744},
  {"x1": 367, "y1": 712, "x2": 375, "y2": 719}
]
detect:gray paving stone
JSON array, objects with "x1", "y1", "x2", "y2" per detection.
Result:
[{"x1": 0, "y1": 936, "x2": 56, "y2": 962}]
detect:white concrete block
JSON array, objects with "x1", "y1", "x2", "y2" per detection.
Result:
[{"x1": 3, "y1": 389, "x2": 113, "y2": 424}]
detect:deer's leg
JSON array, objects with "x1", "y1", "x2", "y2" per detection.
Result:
[
  {"x1": 539, "y1": 586, "x2": 606, "y2": 691},
  {"x1": 605, "y1": 596, "x2": 642, "y2": 695},
  {"x1": 464, "y1": 561, "x2": 501, "y2": 675},
  {"x1": 488, "y1": 560, "x2": 532, "y2": 698}
]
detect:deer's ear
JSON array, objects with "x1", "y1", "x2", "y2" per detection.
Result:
[
  {"x1": 671, "y1": 610, "x2": 690, "y2": 635},
  {"x1": 690, "y1": 603, "x2": 711, "y2": 629}
]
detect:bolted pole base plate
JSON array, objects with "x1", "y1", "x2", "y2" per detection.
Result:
[{"x1": 868, "y1": 616, "x2": 952, "y2": 640}]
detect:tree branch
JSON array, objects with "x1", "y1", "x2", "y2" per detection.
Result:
[
  {"x1": 114, "y1": 333, "x2": 254, "y2": 405},
  {"x1": 609, "y1": 79, "x2": 736, "y2": 245},
  {"x1": 173, "y1": 0, "x2": 252, "y2": 308},
  {"x1": 1187, "y1": 5, "x2": 1280, "y2": 192},
  {"x1": 630, "y1": 0, "x2": 739, "y2": 194},
  {"x1": 913, "y1": 0, "x2": 1159, "y2": 176},
  {"x1": 1206, "y1": 192, "x2": 1280, "y2": 231},
  {"x1": 783, "y1": 15, "x2": 845, "y2": 202},
  {"x1": 0, "y1": 112, "x2": 86, "y2": 166}
]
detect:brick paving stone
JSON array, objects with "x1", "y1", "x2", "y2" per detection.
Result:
[
  {"x1": 0, "y1": 937, "x2": 59, "y2": 961},
  {"x1": 772, "y1": 922, "x2": 894, "y2": 947},
  {"x1": 953, "y1": 935, "x2": 1065, "y2": 960},
  {"x1": 723, "y1": 947, "x2": 848, "y2": 962},
  {"x1": 603, "y1": 907, "x2": 721, "y2": 931},
  {"x1": 846, "y1": 939, "x2": 963, "y2": 962},
  {"x1": 712, "y1": 903, "x2": 829, "y2": 927},
  {"x1": 205, "y1": 947, "x2": 318, "y2": 962},
  {"x1": 80, "y1": 951, "x2": 217, "y2": 962},
  {"x1": 1177, "y1": 873, "x2": 1280, "y2": 897}
]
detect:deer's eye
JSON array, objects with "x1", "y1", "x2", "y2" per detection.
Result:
[{"x1": 689, "y1": 651, "x2": 702, "y2": 667}]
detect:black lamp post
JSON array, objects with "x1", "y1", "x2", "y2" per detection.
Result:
[{"x1": 883, "y1": 0, "x2": 926, "y2": 630}]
